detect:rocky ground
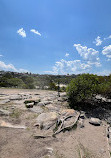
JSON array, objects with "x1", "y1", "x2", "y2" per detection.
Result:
[{"x1": 0, "y1": 88, "x2": 111, "y2": 158}]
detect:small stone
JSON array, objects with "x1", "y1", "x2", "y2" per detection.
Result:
[
  {"x1": 89, "y1": 118, "x2": 102, "y2": 126},
  {"x1": 26, "y1": 102, "x2": 34, "y2": 108},
  {"x1": 78, "y1": 118, "x2": 84, "y2": 128},
  {"x1": 79, "y1": 114, "x2": 85, "y2": 119}
]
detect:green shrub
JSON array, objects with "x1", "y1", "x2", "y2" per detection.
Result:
[
  {"x1": 66, "y1": 74, "x2": 99, "y2": 108},
  {"x1": 49, "y1": 80, "x2": 57, "y2": 90}
]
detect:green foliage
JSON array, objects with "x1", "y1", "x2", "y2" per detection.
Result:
[
  {"x1": 66, "y1": 74, "x2": 99, "y2": 108},
  {"x1": 97, "y1": 75, "x2": 111, "y2": 98},
  {"x1": 21, "y1": 76, "x2": 35, "y2": 89},
  {"x1": 0, "y1": 77, "x2": 26, "y2": 88},
  {"x1": 67, "y1": 73, "x2": 111, "y2": 109},
  {"x1": 49, "y1": 80, "x2": 57, "y2": 90}
]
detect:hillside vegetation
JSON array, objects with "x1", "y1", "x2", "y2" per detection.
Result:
[{"x1": 0, "y1": 71, "x2": 76, "y2": 89}]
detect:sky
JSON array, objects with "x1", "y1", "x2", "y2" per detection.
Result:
[{"x1": 0, "y1": 0, "x2": 111, "y2": 75}]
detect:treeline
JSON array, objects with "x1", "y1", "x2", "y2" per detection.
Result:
[
  {"x1": 0, "y1": 72, "x2": 35, "y2": 89},
  {"x1": 0, "y1": 71, "x2": 76, "y2": 89}
]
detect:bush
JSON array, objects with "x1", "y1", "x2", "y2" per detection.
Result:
[
  {"x1": 49, "y1": 80, "x2": 57, "y2": 90},
  {"x1": 66, "y1": 74, "x2": 99, "y2": 108}
]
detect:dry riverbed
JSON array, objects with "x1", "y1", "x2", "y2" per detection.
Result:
[{"x1": 0, "y1": 88, "x2": 110, "y2": 158}]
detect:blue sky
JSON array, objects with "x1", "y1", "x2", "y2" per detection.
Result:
[{"x1": 0, "y1": 0, "x2": 111, "y2": 75}]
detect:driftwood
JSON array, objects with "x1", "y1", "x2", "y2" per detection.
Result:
[{"x1": 53, "y1": 112, "x2": 80, "y2": 136}]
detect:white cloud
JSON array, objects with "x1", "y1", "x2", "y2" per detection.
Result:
[
  {"x1": 74, "y1": 44, "x2": 100, "y2": 66},
  {"x1": 93, "y1": 36, "x2": 102, "y2": 46},
  {"x1": 0, "y1": 61, "x2": 17, "y2": 71},
  {"x1": 45, "y1": 44, "x2": 102, "y2": 75},
  {"x1": 45, "y1": 59, "x2": 91, "y2": 75},
  {"x1": 30, "y1": 29, "x2": 41, "y2": 36},
  {"x1": 65, "y1": 53, "x2": 69, "y2": 57},
  {"x1": 18, "y1": 69, "x2": 29, "y2": 73},
  {"x1": 17, "y1": 28, "x2": 26, "y2": 38},
  {"x1": 0, "y1": 61, "x2": 29, "y2": 73},
  {"x1": 104, "y1": 35, "x2": 111, "y2": 40},
  {"x1": 102, "y1": 45, "x2": 111, "y2": 60},
  {"x1": 0, "y1": 55, "x2": 3, "y2": 57}
]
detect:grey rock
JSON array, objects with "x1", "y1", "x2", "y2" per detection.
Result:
[
  {"x1": 9, "y1": 95, "x2": 22, "y2": 100},
  {"x1": 0, "y1": 109, "x2": 12, "y2": 116},
  {"x1": 37, "y1": 101, "x2": 51, "y2": 106},
  {"x1": 37, "y1": 102, "x2": 45, "y2": 106},
  {"x1": 89, "y1": 118, "x2": 102, "y2": 126},
  {"x1": 0, "y1": 120, "x2": 26, "y2": 129},
  {"x1": 78, "y1": 118, "x2": 84, "y2": 128},
  {"x1": 45, "y1": 104, "x2": 59, "y2": 111},
  {"x1": 30, "y1": 106, "x2": 44, "y2": 113},
  {"x1": 60, "y1": 92, "x2": 66, "y2": 97},
  {"x1": 35, "y1": 112, "x2": 58, "y2": 130},
  {"x1": 57, "y1": 97, "x2": 67, "y2": 102},
  {"x1": 26, "y1": 102, "x2": 34, "y2": 108},
  {"x1": 79, "y1": 113, "x2": 85, "y2": 119},
  {"x1": 0, "y1": 99, "x2": 10, "y2": 104}
]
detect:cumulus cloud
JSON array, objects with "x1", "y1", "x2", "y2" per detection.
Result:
[
  {"x1": 93, "y1": 36, "x2": 102, "y2": 46},
  {"x1": 74, "y1": 44, "x2": 100, "y2": 66},
  {"x1": 102, "y1": 45, "x2": 111, "y2": 60},
  {"x1": 0, "y1": 61, "x2": 17, "y2": 71},
  {"x1": 0, "y1": 61, "x2": 29, "y2": 72},
  {"x1": 65, "y1": 53, "x2": 69, "y2": 57},
  {"x1": 17, "y1": 28, "x2": 26, "y2": 38},
  {"x1": 30, "y1": 29, "x2": 41, "y2": 36},
  {"x1": 45, "y1": 59, "x2": 91, "y2": 75}
]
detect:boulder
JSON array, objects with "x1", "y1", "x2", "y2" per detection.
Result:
[
  {"x1": 0, "y1": 99, "x2": 10, "y2": 104},
  {"x1": 35, "y1": 112, "x2": 58, "y2": 130},
  {"x1": 60, "y1": 109, "x2": 76, "y2": 117},
  {"x1": 89, "y1": 118, "x2": 102, "y2": 126},
  {"x1": 9, "y1": 95, "x2": 22, "y2": 100},
  {"x1": 37, "y1": 101, "x2": 51, "y2": 106},
  {"x1": 30, "y1": 106, "x2": 44, "y2": 113},
  {"x1": 0, "y1": 120, "x2": 26, "y2": 129},
  {"x1": 37, "y1": 102, "x2": 45, "y2": 106},
  {"x1": 60, "y1": 92, "x2": 66, "y2": 97},
  {"x1": 57, "y1": 97, "x2": 67, "y2": 102},
  {"x1": 45, "y1": 104, "x2": 59, "y2": 111},
  {"x1": 0, "y1": 109, "x2": 12, "y2": 116}
]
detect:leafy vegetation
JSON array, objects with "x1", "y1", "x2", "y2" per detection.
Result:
[
  {"x1": 67, "y1": 73, "x2": 111, "y2": 109},
  {"x1": 0, "y1": 71, "x2": 76, "y2": 89}
]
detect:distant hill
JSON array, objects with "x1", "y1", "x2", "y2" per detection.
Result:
[{"x1": 0, "y1": 71, "x2": 77, "y2": 89}]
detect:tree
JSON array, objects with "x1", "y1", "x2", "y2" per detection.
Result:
[{"x1": 66, "y1": 74, "x2": 99, "y2": 108}]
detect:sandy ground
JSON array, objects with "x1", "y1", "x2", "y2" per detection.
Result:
[{"x1": 0, "y1": 88, "x2": 110, "y2": 158}]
